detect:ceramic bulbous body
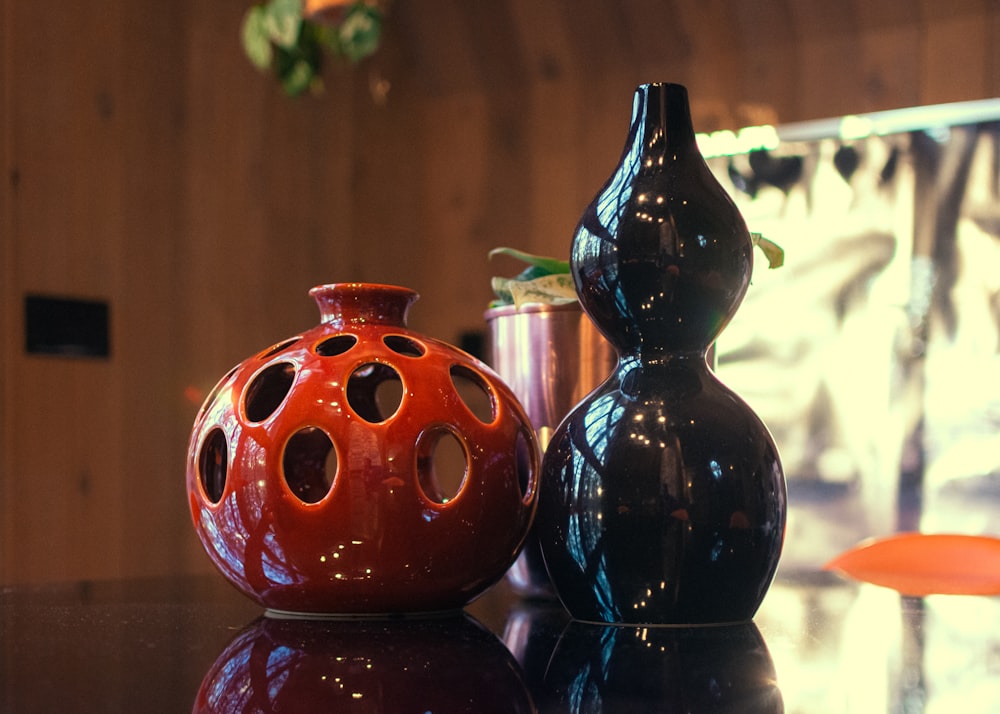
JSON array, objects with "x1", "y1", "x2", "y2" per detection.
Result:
[
  {"x1": 186, "y1": 283, "x2": 539, "y2": 616},
  {"x1": 537, "y1": 84, "x2": 786, "y2": 625}
]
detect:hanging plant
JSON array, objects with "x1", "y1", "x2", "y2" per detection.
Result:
[{"x1": 241, "y1": 0, "x2": 383, "y2": 97}]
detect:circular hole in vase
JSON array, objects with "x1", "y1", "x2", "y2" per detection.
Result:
[
  {"x1": 383, "y1": 334, "x2": 425, "y2": 357},
  {"x1": 417, "y1": 428, "x2": 469, "y2": 504},
  {"x1": 283, "y1": 427, "x2": 337, "y2": 504},
  {"x1": 198, "y1": 428, "x2": 228, "y2": 503},
  {"x1": 450, "y1": 365, "x2": 496, "y2": 424},
  {"x1": 315, "y1": 334, "x2": 357, "y2": 357},
  {"x1": 346, "y1": 363, "x2": 404, "y2": 423},
  {"x1": 244, "y1": 362, "x2": 296, "y2": 423}
]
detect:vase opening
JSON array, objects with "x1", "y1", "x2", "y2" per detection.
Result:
[
  {"x1": 634, "y1": 82, "x2": 697, "y2": 153},
  {"x1": 310, "y1": 283, "x2": 418, "y2": 329}
]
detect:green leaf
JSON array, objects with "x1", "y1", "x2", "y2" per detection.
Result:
[
  {"x1": 279, "y1": 58, "x2": 313, "y2": 96},
  {"x1": 511, "y1": 265, "x2": 553, "y2": 283},
  {"x1": 264, "y1": 0, "x2": 304, "y2": 49},
  {"x1": 750, "y1": 233, "x2": 785, "y2": 269},
  {"x1": 241, "y1": 6, "x2": 273, "y2": 70},
  {"x1": 271, "y1": 17, "x2": 325, "y2": 97},
  {"x1": 488, "y1": 247, "x2": 570, "y2": 276},
  {"x1": 336, "y1": 3, "x2": 383, "y2": 63}
]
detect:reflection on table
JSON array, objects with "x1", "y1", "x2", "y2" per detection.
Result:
[
  {"x1": 1, "y1": 572, "x2": 998, "y2": 712},
  {"x1": 194, "y1": 613, "x2": 534, "y2": 713}
]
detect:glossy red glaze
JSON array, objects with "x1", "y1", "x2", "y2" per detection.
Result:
[
  {"x1": 193, "y1": 614, "x2": 535, "y2": 713},
  {"x1": 186, "y1": 283, "x2": 539, "y2": 615}
]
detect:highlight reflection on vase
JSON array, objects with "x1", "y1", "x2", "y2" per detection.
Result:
[
  {"x1": 187, "y1": 283, "x2": 539, "y2": 616},
  {"x1": 194, "y1": 614, "x2": 534, "y2": 713},
  {"x1": 538, "y1": 82, "x2": 786, "y2": 625},
  {"x1": 540, "y1": 620, "x2": 782, "y2": 713}
]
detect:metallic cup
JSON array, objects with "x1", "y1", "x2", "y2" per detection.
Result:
[{"x1": 486, "y1": 302, "x2": 618, "y2": 597}]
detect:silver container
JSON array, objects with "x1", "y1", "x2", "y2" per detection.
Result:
[{"x1": 486, "y1": 301, "x2": 617, "y2": 597}]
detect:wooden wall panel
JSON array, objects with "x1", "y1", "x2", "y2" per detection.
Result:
[
  {"x1": 855, "y1": 25, "x2": 922, "y2": 112},
  {"x1": 726, "y1": 1, "x2": 797, "y2": 127},
  {"x1": 2, "y1": 0, "x2": 999, "y2": 584},
  {"x1": 509, "y1": 0, "x2": 591, "y2": 260},
  {"x1": 114, "y1": 0, "x2": 191, "y2": 579},
  {"x1": 0, "y1": 0, "x2": 365, "y2": 582},
  {"x1": 0, "y1": 0, "x2": 11, "y2": 581},
  {"x1": 409, "y1": 92, "x2": 495, "y2": 334},
  {"x1": 664, "y1": 0, "x2": 745, "y2": 130},
  {"x1": 791, "y1": 3, "x2": 864, "y2": 121},
  {"x1": 993, "y1": 9, "x2": 1000, "y2": 96},
  {"x1": 919, "y1": 2, "x2": 995, "y2": 105},
  {"x1": 2, "y1": 0, "x2": 131, "y2": 582}
]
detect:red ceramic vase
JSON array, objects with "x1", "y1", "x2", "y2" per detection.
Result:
[{"x1": 186, "y1": 283, "x2": 539, "y2": 616}]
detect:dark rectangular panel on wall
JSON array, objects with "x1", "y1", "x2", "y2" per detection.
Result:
[{"x1": 24, "y1": 295, "x2": 110, "y2": 358}]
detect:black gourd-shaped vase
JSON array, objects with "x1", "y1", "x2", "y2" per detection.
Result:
[{"x1": 537, "y1": 83, "x2": 786, "y2": 625}]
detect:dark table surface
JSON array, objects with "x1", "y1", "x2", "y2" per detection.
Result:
[{"x1": 2, "y1": 570, "x2": 998, "y2": 713}]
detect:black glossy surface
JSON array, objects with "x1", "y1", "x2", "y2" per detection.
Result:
[
  {"x1": 539, "y1": 356, "x2": 785, "y2": 624},
  {"x1": 539, "y1": 83, "x2": 786, "y2": 624},
  {"x1": 2, "y1": 573, "x2": 999, "y2": 712},
  {"x1": 541, "y1": 620, "x2": 781, "y2": 712},
  {"x1": 570, "y1": 84, "x2": 751, "y2": 356},
  {"x1": 194, "y1": 612, "x2": 534, "y2": 713},
  {"x1": 0, "y1": 577, "x2": 262, "y2": 714}
]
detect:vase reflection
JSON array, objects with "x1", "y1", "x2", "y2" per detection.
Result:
[
  {"x1": 540, "y1": 620, "x2": 782, "y2": 713},
  {"x1": 501, "y1": 598, "x2": 573, "y2": 699},
  {"x1": 194, "y1": 613, "x2": 534, "y2": 713}
]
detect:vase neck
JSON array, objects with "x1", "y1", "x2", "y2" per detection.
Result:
[
  {"x1": 570, "y1": 82, "x2": 751, "y2": 356},
  {"x1": 630, "y1": 83, "x2": 696, "y2": 157},
  {"x1": 309, "y1": 283, "x2": 418, "y2": 329}
]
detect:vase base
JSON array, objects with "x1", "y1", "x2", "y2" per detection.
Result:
[
  {"x1": 569, "y1": 615, "x2": 755, "y2": 629},
  {"x1": 264, "y1": 606, "x2": 466, "y2": 621}
]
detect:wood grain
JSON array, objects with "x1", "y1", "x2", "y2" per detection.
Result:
[{"x1": 2, "y1": 0, "x2": 998, "y2": 583}]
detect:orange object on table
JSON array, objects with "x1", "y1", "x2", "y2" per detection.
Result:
[{"x1": 824, "y1": 532, "x2": 1000, "y2": 596}]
